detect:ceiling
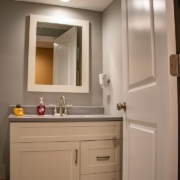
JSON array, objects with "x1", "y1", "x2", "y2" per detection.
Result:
[{"x1": 14, "y1": 0, "x2": 114, "y2": 12}]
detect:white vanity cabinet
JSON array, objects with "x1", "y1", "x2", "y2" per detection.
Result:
[{"x1": 10, "y1": 121, "x2": 122, "y2": 180}]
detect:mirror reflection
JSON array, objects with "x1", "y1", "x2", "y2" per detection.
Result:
[{"x1": 35, "y1": 22, "x2": 82, "y2": 86}]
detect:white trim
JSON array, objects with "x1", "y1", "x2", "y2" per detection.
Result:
[
  {"x1": 27, "y1": 14, "x2": 89, "y2": 93},
  {"x1": 165, "y1": 0, "x2": 178, "y2": 179},
  {"x1": 37, "y1": 35, "x2": 56, "y2": 42}
]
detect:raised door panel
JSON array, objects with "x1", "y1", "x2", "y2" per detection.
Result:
[
  {"x1": 81, "y1": 172, "x2": 121, "y2": 180},
  {"x1": 128, "y1": 121, "x2": 157, "y2": 180},
  {"x1": 128, "y1": 0, "x2": 156, "y2": 90},
  {"x1": 81, "y1": 140, "x2": 122, "y2": 175},
  {"x1": 10, "y1": 142, "x2": 79, "y2": 180}
]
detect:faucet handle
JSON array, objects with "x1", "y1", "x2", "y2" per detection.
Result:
[
  {"x1": 64, "y1": 105, "x2": 72, "y2": 115},
  {"x1": 53, "y1": 106, "x2": 57, "y2": 115},
  {"x1": 64, "y1": 106, "x2": 68, "y2": 115},
  {"x1": 49, "y1": 105, "x2": 58, "y2": 115}
]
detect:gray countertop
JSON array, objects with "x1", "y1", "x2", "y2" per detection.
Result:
[
  {"x1": 8, "y1": 114, "x2": 123, "y2": 122},
  {"x1": 8, "y1": 105, "x2": 123, "y2": 122}
]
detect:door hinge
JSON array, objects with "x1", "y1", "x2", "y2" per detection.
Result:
[{"x1": 170, "y1": 54, "x2": 180, "y2": 77}]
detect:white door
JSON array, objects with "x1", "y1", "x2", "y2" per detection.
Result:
[
  {"x1": 121, "y1": 0, "x2": 178, "y2": 180},
  {"x1": 53, "y1": 26, "x2": 77, "y2": 85},
  {"x1": 11, "y1": 142, "x2": 80, "y2": 180}
]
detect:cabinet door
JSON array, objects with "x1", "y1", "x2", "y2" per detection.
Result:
[
  {"x1": 81, "y1": 140, "x2": 122, "y2": 174},
  {"x1": 11, "y1": 142, "x2": 79, "y2": 180}
]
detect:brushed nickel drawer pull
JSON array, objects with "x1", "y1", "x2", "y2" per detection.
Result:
[
  {"x1": 96, "y1": 156, "x2": 110, "y2": 160},
  {"x1": 75, "y1": 149, "x2": 78, "y2": 164}
]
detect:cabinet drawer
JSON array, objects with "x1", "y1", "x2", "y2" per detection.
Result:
[
  {"x1": 81, "y1": 172, "x2": 122, "y2": 180},
  {"x1": 81, "y1": 140, "x2": 122, "y2": 174},
  {"x1": 10, "y1": 122, "x2": 122, "y2": 143}
]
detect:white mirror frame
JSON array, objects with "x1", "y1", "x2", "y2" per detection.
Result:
[{"x1": 28, "y1": 14, "x2": 89, "y2": 93}]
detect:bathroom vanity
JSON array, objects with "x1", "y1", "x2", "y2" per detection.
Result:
[{"x1": 9, "y1": 107, "x2": 123, "y2": 180}]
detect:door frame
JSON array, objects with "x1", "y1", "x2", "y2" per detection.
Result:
[{"x1": 173, "y1": 0, "x2": 180, "y2": 179}]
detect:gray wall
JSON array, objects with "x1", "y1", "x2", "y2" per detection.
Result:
[
  {"x1": 0, "y1": 0, "x2": 102, "y2": 178},
  {"x1": 102, "y1": 0, "x2": 123, "y2": 116}
]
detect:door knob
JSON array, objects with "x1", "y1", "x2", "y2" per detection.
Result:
[{"x1": 117, "y1": 102, "x2": 126, "y2": 111}]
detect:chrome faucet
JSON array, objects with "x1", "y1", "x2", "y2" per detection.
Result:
[{"x1": 59, "y1": 96, "x2": 66, "y2": 116}]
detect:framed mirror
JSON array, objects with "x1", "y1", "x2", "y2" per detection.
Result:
[{"x1": 27, "y1": 14, "x2": 89, "y2": 93}]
